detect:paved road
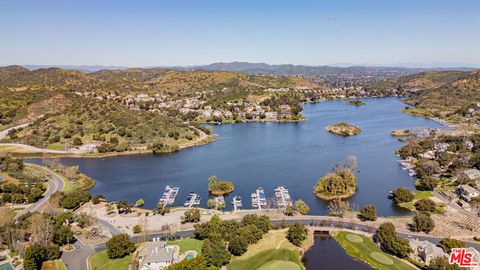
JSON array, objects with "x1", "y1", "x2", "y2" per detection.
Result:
[
  {"x1": 12, "y1": 164, "x2": 65, "y2": 221},
  {"x1": 0, "y1": 123, "x2": 32, "y2": 140}
]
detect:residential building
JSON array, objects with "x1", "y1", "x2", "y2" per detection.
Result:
[
  {"x1": 138, "y1": 239, "x2": 179, "y2": 270},
  {"x1": 279, "y1": 105, "x2": 291, "y2": 118},
  {"x1": 456, "y1": 185, "x2": 480, "y2": 202},
  {"x1": 409, "y1": 239, "x2": 447, "y2": 265},
  {"x1": 265, "y1": 111, "x2": 278, "y2": 119},
  {"x1": 463, "y1": 169, "x2": 480, "y2": 180}
]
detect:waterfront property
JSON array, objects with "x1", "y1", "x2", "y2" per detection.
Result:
[{"x1": 138, "y1": 238, "x2": 179, "y2": 270}]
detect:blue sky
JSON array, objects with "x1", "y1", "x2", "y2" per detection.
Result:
[{"x1": 0, "y1": 0, "x2": 479, "y2": 67}]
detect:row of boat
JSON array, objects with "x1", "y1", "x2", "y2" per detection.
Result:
[
  {"x1": 157, "y1": 185, "x2": 293, "y2": 210},
  {"x1": 398, "y1": 160, "x2": 417, "y2": 176}
]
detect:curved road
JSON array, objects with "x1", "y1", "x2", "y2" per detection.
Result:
[
  {"x1": 13, "y1": 164, "x2": 65, "y2": 221},
  {"x1": 0, "y1": 123, "x2": 32, "y2": 140}
]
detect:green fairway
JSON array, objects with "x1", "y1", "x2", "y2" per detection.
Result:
[
  {"x1": 258, "y1": 260, "x2": 301, "y2": 270},
  {"x1": 334, "y1": 231, "x2": 414, "y2": 270},
  {"x1": 88, "y1": 250, "x2": 131, "y2": 270},
  {"x1": 168, "y1": 238, "x2": 203, "y2": 254},
  {"x1": 227, "y1": 249, "x2": 303, "y2": 270}
]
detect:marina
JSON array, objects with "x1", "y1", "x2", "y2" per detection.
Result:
[
  {"x1": 157, "y1": 186, "x2": 179, "y2": 208},
  {"x1": 184, "y1": 192, "x2": 201, "y2": 208},
  {"x1": 274, "y1": 186, "x2": 293, "y2": 209},
  {"x1": 251, "y1": 187, "x2": 267, "y2": 210}
]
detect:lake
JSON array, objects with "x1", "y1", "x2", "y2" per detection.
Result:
[
  {"x1": 54, "y1": 98, "x2": 442, "y2": 216},
  {"x1": 302, "y1": 234, "x2": 372, "y2": 269}
]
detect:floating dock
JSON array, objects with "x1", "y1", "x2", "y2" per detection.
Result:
[
  {"x1": 232, "y1": 196, "x2": 242, "y2": 211},
  {"x1": 157, "y1": 186, "x2": 179, "y2": 208},
  {"x1": 251, "y1": 187, "x2": 267, "y2": 210},
  {"x1": 274, "y1": 186, "x2": 292, "y2": 209},
  {"x1": 184, "y1": 192, "x2": 201, "y2": 208}
]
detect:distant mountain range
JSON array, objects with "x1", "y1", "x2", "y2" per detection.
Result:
[{"x1": 18, "y1": 62, "x2": 476, "y2": 78}]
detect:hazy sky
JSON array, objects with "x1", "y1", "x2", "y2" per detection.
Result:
[{"x1": 1, "y1": 0, "x2": 479, "y2": 67}]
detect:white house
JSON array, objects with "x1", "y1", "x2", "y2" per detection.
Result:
[{"x1": 138, "y1": 239, "x2": 179, "y2": 270}]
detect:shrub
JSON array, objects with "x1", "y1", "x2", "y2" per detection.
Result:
[
  {"x1": 294, "y1": 199, "x2": 310, "y2": 215},
  {"x1": 411, "y1": 212, "x2": 435, "y2": 233},
  {"x1": 133, "y1": 225, "x2": 142, "y2": 234},
  {"x1": 391, "y1": 187, "x2": 414, "y2": 204},
  {"x1": 414, "y1": 199, "x2": 436, "y2": 212},
  {"x1": 182, "y1": 208, "x2": 201, "y2": 223}
]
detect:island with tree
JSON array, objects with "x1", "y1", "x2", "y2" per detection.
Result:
[
  {"x1": 325, "y1": 122, "x2": 361, "y2": 136},
  {"x1": 313, "y1": 156, "x2": 358, "y2": 200},
  {"x1": 207, "y1": 175, "x2": 234, "y2": 196}
]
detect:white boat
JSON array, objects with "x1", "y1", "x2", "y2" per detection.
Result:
[
  {"x1": 184, "y1": 192, "x2": 201, "y2": 208},
  {"x1": 232, "y1": 196, "x2": 242, "y2": 210},
  {"x1": 274, "y1": 186, "x2": 293, "y2": 209}
]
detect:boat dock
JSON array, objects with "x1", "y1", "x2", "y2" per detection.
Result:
[
  {"x1": 157, "y1": 186, "x2": 179, "y2": 208},
  {"x1": 232, "y1": 196, "x2": 242, "y2": 211},
  {"x1": 274, "y1": 186, "x2": 292, "y2": 209},
  {"x1": 184, "y1": 192, "x2": 201, "y2": 208},
  {"x1": 251, "y1": 187, "x2": 267, "y2": 210}
]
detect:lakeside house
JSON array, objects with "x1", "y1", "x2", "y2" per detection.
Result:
[
  {"x1": 456, "y1": 185, "x2": 480, "y2": 202},
  {"x1": 138, "y1": 238, "x2": 179, "y2": 270},
  {"x1": 409, "y1": 239, "x2": 447, "y2": 265}
]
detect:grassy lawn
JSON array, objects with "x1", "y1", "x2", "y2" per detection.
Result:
[
  {"x1": 168, "y1": 238, "x2": 203, "y2": 254},
  {"x1": 333, "y1": 231, "x2": 414, "y2": 270},
  {"x1": 227, "y1": 230, "x2": 303, "y2": 270},
  {"x1": 46, "y1": 143, "x2": 65, "y2": 151},
  {"x1": 41, "y1": 260, "x2": 67, "y2": 270},
  {"x1": 88, "y1": 250, "x2": 131, "y2": 270},
  {"x1": 398, "y1": 191, "x2": 444, "y2": 214},
  {"x1": 413, "y1": 191, "x2": 432, "y2": 200}
]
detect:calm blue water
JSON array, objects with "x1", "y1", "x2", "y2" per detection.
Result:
[{"x1": 50, "y1": 98, "x2": 442, "y2": 216}]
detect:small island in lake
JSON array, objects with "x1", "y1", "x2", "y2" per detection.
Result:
[
  {"x1": 313, "y1": 160, "x2": 358, "y2": 200},
  {"x1": 346, "y1": 100, "x2": 366, "y2": 106},
  {"x1": 391, "y1": 129, "x2": 411, "y2": 136},
  {"x1": 208, "y1": 175, "x2": 234, "y2": 196},
  {"x1": 325, "y1": 122, "x2": 361, "y2": 136}
]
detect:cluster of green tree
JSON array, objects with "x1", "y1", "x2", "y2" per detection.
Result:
[
  {"x1": 165, "y1": 255, "x2": 218, "y2": 270},
  {"x1": 391, "y1": 187, "x2": 414, "y2": 204},
  {"x1": 411, "y1": 212, "x2": 435, "y2": 233},
  {"x1": 0, "y1": 211, "x2": 76, "y2": 270},
  {"x1": 191, "y1": 214, "x2": 271, "y2": 267},
  {"x1": 286, "y1": 222, "x2": 308, "y2": 246},
  {"x1": 50, "y1": 190, "x2": 91, "y2": 209},
  {"x1": 260, "y1": 93, "x2": 303, "y2": 116},
  {"x1": 284, "y1": 199, "x2": 310, "y2": 216},
  {"x1": 151, "y1": 141, "x2": 180, "y2": 154},
  {"x1": 313, "y1": 168, "x2": 357, "y2": 199},
  {"x1": 373, "y1": 222, "x2": 411, "y2": 258},
  {"x1": 0, "y1": 157, "x2": 46, "y2": 205},
  {"x1": 358, "y1": 204, "x2": 377, "y2": 221},
  {"x1": 182, "y1": 208, "x2": 201, "y2": 223},
  {"x1": 207, "y1": 176, "x2": 234, "y2": 196}
]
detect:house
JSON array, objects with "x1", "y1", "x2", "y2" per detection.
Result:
[
  {"x1": 223, "y1": 111, "x2": 233, "y2": 119},
  {"x1": 265, "y1": 111, "x2": 278, "y2": 119},
  {"x1": 419, "y1": 150, "x2": 436, "y2": 160},
  {"x1": 79, "y1": 144, "x2": 98, "y2": 153},
  {"x1": 138, "y1": 239, "x2": 179, "y2": 270},
  {"x1": 434, "y1": 143, "x2": 449, "y2": 152},
  {"x1": 463, "y1": 169, "x2": 480, "y2": 180},
  {"x1": 409, "y1": 239, "x2": 447, "y2": 265},
  {"x1": 279, "y1": 105, "x2": 291, "y2": 118},
  {"x1": 456, "y1": 185, "x2": 480, "y2": 202}
]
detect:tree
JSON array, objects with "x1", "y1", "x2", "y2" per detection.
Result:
[
  {"x1": 54, "y1": 225, "x2": 75, "y2": 245},
  {"x1": 411, "y1": 212, "x2": 434, "y2": 233},
  {"x1": 202, "y1": 237, "x2": 231, "y2": 267},
  {"x1": 106, "y1": 234, "x2": 136, "y2": 259},
  {"x1": 358, "y1": 204, "x2": 377, "y2": 221},
  {"x1": 228, "y1": 236, "x2": 248, "y2": 256},
  {"x1": 72, "y1": 137, "x2": 83, "y2": 146},
  {"x1": 391, "y1": 187, "x2": 414, "y2": 204},
  {"x1": 91, "y1": 195, "x2": 105, "y2": 204},
  {"x1": 182, "y1": 208, "x2": 201, "y2": 223},
  {"x1": 55, "y1": 211, "x2": 73, "y2": 226},
  {"x1": 286, "y1": 222, "x2": 307, "y2": 247},
  {"x1": 428, "y1": 256, "x2": 462, "y2": 270},
  {"x1": 294, "y1": 199, "x2": 310, "y2": 215},
  {"x1": 116, "y1": 200, "x2": 131, "y2": 214},
  {"x1": 284, "y1": 205, "x2": 295, "y2": 216},
  {"x1": 23, "y1": 244, "x2": 45, "y2": 270},
  {"x1": 60, "y1": 190, "x2": 91, "y2": 209},
  {"x1": 373, "y1": 222, "x2": 411, "y2": 258},
  {"x1": 438, "y1": 238, "x2": 466, "y2": 253},
  {"x1": 237, "y1": 224, "x2": 263, "y2": 244},
  {"x1": 414, "y1": 199, "x2": 436, "y2": 212},
  {"x1": 417, "y1": 177, "x2": 439, "y2": 191},
  {"x1": 241, "y1": 214, "x2": 270, "y2": 233},
  {"x1": 133, "y1": 225, "x2": 142, "y2": 234},
  {"x1": 165, "y1": 256, "x2": 217, "y2": 270}
]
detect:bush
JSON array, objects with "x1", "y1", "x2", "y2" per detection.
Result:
[
  {"x1": 358, "y1": 204, "x2": 377, "y2": 221},
  {"x1": 392, "y1": 187, "x2": 414, "y2": 204},
  {"x1": 202, "y1": 237, "x2": 231, "y2": 267},
  {"x1": 72, "y1": 137, "x2": 83, "y2": 146},
  {"x1": 106, "y1": 234, "x2": 136, "y2": 259},
  {"x1": 417, "y1": 177, "x2": 438, "y2": 191},
  {"x1": 414, "y1": 199, "x2": 436, "y2": 212},
  {"x1": 411, "y1": 212, "x2": 434, "y2": 233},
  {"x1": 60, "y1": 190, "x2": 91, "y2": 209},
  {"x1": 286, "y1": 222, "x2": 307, "y2": 246},
  {"x1": 294, "y1": 199, "x2": 310, "y2": 215},
  {"x1": 133, "y1": 225, "x2": 142, "y2": 234},
  {"x1": 438, "y1": 238, "x2": 466, "y2": 253}
]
